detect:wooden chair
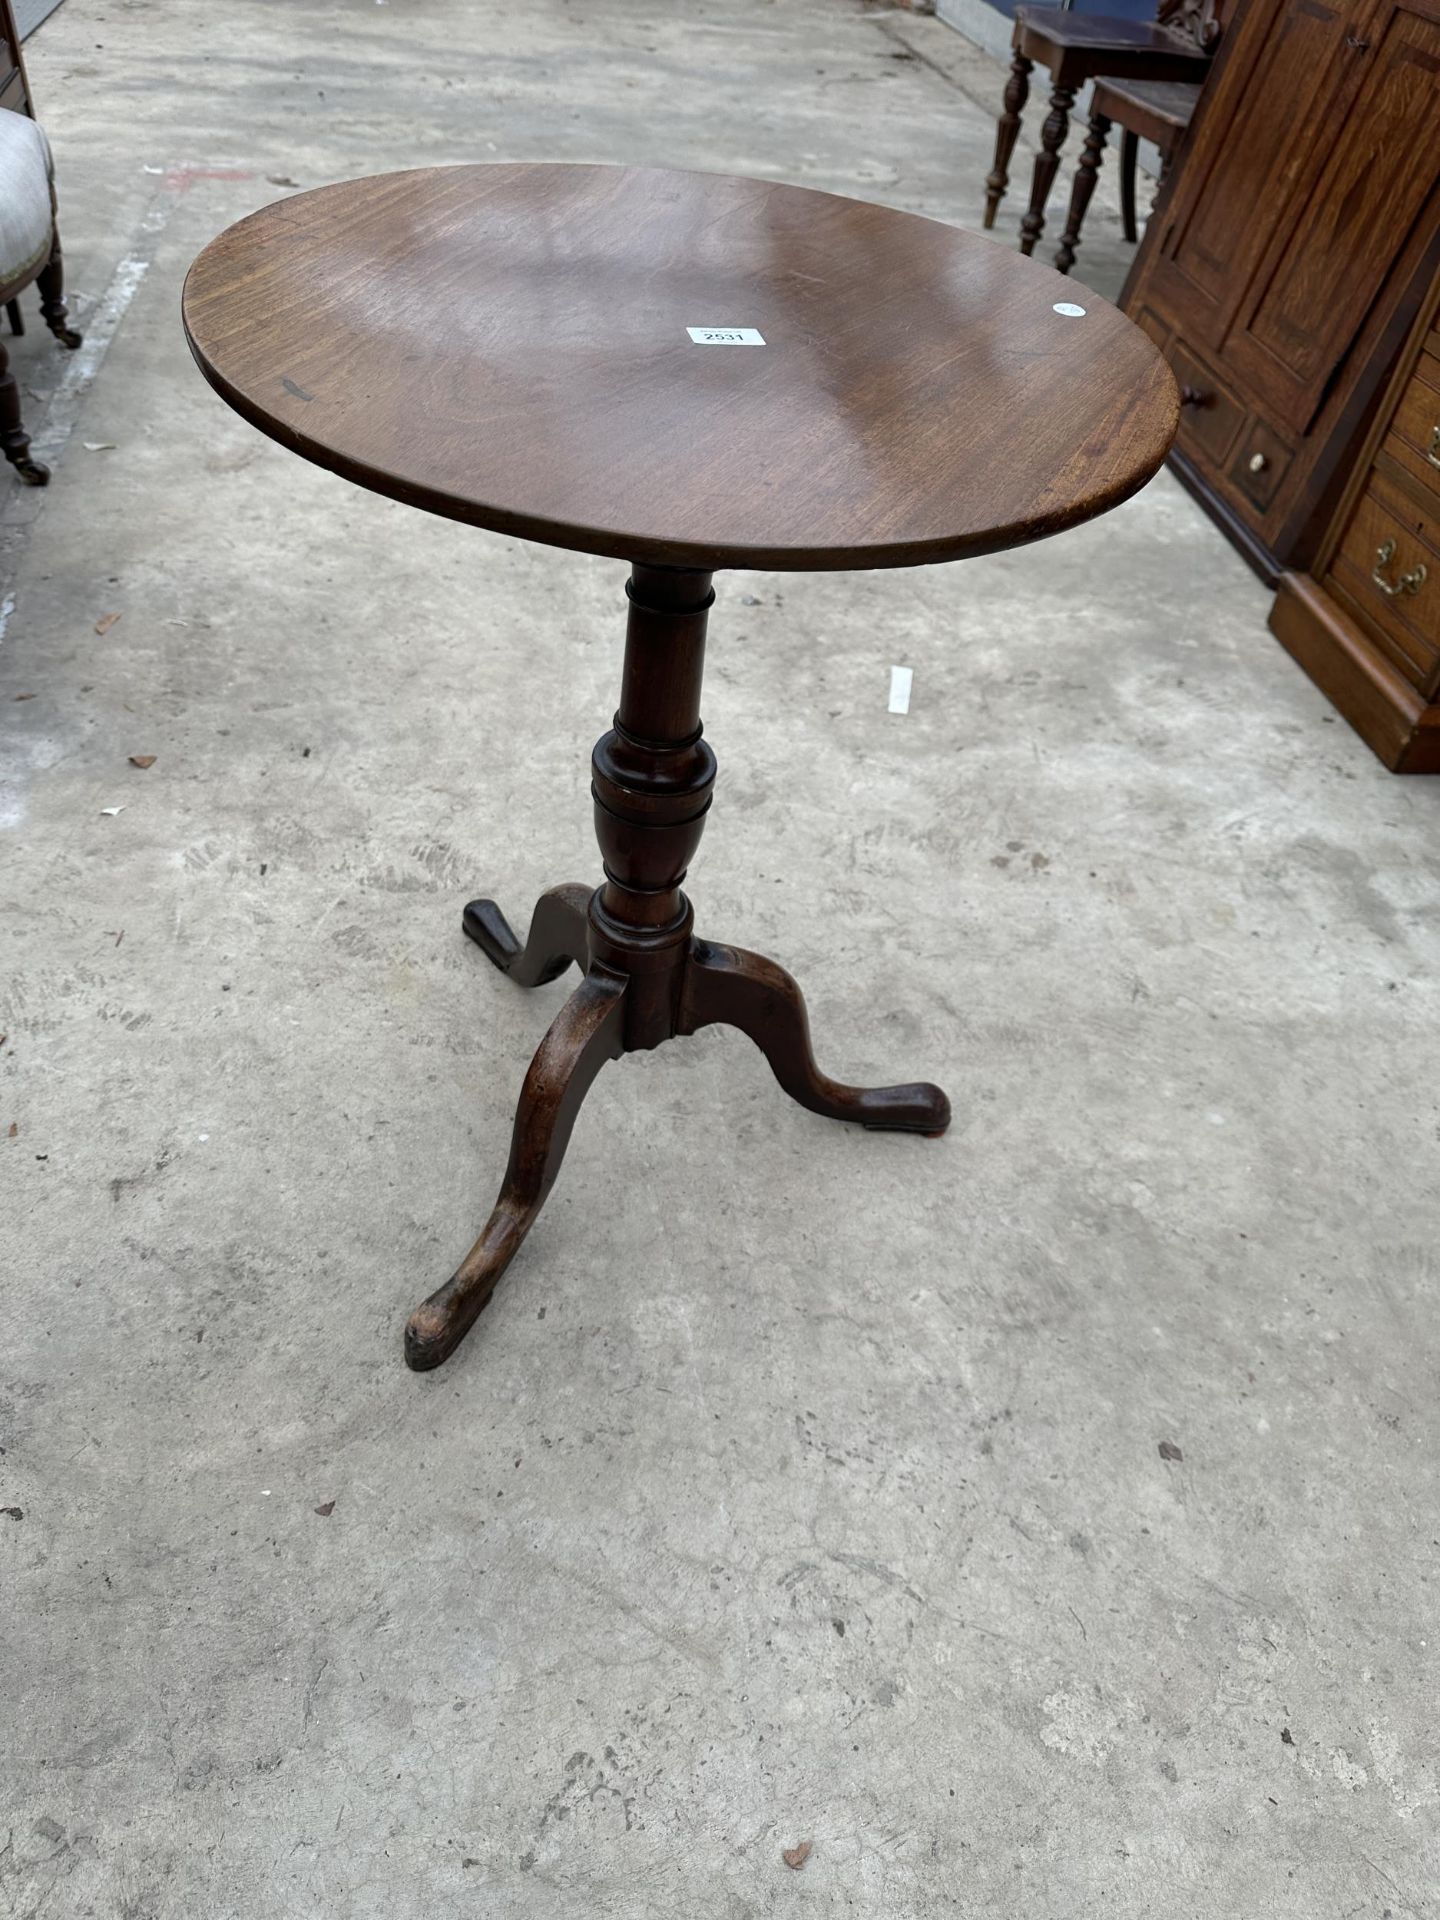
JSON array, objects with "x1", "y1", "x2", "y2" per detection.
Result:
[
  {"x1": 1055, "y1": 77, "x2": 1200, "y2": 275},
  {"x1": 0, "y1": 0, "x2": 81, "y2": 487},
  {"x1": 983, "y1": 0, "x2": 1217, "y2": 263}
]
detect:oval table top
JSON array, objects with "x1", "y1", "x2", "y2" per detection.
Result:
[{"x1": 182, "y1": 163, "x2": 1178, "y2": 573}]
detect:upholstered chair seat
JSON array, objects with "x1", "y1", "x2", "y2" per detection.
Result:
[{"x1": 0, "y1": 108, "x2": 54, "y2": 290}]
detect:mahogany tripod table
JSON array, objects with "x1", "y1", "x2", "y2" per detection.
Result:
[{"x1": 182, "y1": 164, "x2": 1177, "y2": 1371}]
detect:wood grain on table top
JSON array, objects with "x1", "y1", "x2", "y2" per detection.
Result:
[{"x1": 182, "y1": 163, "x2": 1178, "y2": 572}]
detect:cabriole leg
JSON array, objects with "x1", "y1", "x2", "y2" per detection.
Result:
[
  {"x1": 463, "y1": 882, "x2": 593, "y2": 986},
  {"x1": 404, "y1": 969, "x2": 626, "y2": 1370},
  {"x1": 680, "y1": 939, "x2": 950, "y2": 1134}
]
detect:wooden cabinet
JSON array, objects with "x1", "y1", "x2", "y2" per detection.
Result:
[
  {"x1": 1124, "y1": 0, "x2": 1440, "y2": 767},
  {"x1": 1123, "y1": 0, "x2": 1440, "y2": 582},
  {"x1": 1271, "y1": 283, "x2": 1440, "y2": 769},
  {"x1": 1153, "y1": 0, "x2": 1353, "y2": 349}
]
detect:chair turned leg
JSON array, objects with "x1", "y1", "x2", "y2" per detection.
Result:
[
  {"x1": 36, "y1": 232, "x2": 82, "y2": 350},
  {"x1": 1119, "y1": 127, "x2": 1139, "y2": 244},
  {"x1": 0, "y1": 337, "x2": 47, "y2": 486},
  {"x1": 404, "y1": 967, "x2": 626, "y2": 1370},
  {"x1": 1019, "y1": 82, "x2": 1075, "y2": 257},
  {"x1": 6, "y1": 299, "x2": 23, "y2": 337},
  {"x1": 984, "y1": 50, "x2": 1033, "y2": 231},
  {"x1": 1056, "y1": 110, "x2": 1111, "y2": 276},
  {"x1": 679, "y1": 938, "x2": 950, "y2": 1134},
  {"x1": 462, "y1": 882, "x2": 592, "y2": 987}
]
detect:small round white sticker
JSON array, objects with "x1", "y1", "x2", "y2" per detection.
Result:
[{"x1": 1053, "y1": 301, "x2": 1087, "y2": 317}]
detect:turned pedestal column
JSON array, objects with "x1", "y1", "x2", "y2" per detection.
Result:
[{"x1": 402, "y1": 564, "x2": 951, "y2": 1369}]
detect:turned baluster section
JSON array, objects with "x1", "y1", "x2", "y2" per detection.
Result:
[
  {"x1": 1020, "y1": 82, "x2": 1076, "y2": 258},
  {"x1": 1056, "y1": 110, "x2": 1111, "y2": 276},
  {"x1": 589, "y1": 563, "x2": 717, "y2": 1049},
  {"x1": 984, "y1": 50, "x2": 1032, "y2": 230}
]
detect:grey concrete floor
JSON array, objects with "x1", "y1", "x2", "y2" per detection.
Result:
[{"x1": 2, "y1": 2, "x2": 1438, "y2": 1915}]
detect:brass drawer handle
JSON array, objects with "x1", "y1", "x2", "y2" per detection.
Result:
[
  {"x1": 1428, "y1": 423, "x2": 1440, "y2": 470},
  {"x1": 1372, "y1": 539, "x2": 1427, "y2": 598}
]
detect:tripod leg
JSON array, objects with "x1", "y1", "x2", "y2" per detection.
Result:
[
  {"x1": 680, "y1": 939, "x2": 949, "y2": 1134},
  {"x1": 404, "y1": 967, "x2": 626, "y2": 1369}
]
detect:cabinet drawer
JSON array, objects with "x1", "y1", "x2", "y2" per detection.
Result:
[
  {"x1": 1328, "y1": 477, "x2": 1440, "y2": 692},
  {"x1": 1228, "y1": 417, "x2": 1293, "y2": 513},
  {"x1": 1381, "y1": 350, "x2": 1440, "y2": 501},
  {"x1": 1171, "y1": 342, "x2": 1245, "y2": 469}
]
